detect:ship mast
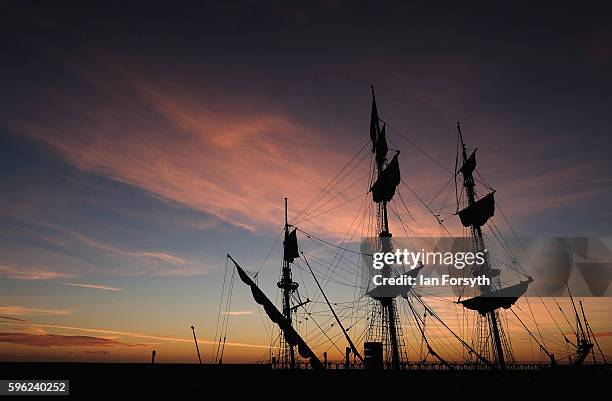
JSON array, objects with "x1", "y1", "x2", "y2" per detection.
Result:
[
  {"x1": 278, "y1": 198, "x2": 298, "y2": 368},
  {"x1": 456, "y1": 122, "x2": 506, "y2": 369},
  {"x1": 371, "y1": 86, "x2": 401, "y2": 370}
]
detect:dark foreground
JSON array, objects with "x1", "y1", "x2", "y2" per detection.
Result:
[{"x1": 0, "y1": 362, "x2": 609, "y2": 399}]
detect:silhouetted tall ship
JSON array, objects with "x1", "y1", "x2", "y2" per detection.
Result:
[{"x1": 216, "y1": 88, "x2": 606, "y2": 372}]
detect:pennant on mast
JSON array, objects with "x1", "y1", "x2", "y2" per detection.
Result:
[{"x1": 229, "y1": 255, "x2": 324, "y2": 370}]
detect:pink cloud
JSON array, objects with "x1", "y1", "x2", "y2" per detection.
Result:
[
  {"x1": 10, "y1": 83, "x2": 373, "y2": 238},
  {"x1": 6, "y1": 64, "x2": 604, "y2": 240}
]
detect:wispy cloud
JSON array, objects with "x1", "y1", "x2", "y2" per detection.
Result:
[
  {"x1": 223, "y1": 310, "x2": 254, "y2": 316},
  {"x1": 4, "y1": 219, "x2": 215, "y2": 277},
  {"x1": 82, "y1": 350, "x2": 111, "y2": 355},
  {"x1": 48, "y1": 225, "x2": 190, "y2": 266},
  {"x1": 59, "y1": 282, "x2": 122, "y2": 292},
  {"x1": 495, "y1": 162, "x2": 604, "y2": 215},
  {"x1": 0, "y1": 264, "x2": 74, "y2": 280},
  {"x1": 8, "y1": 78, "x2": 369, "y2": 238},
  {"x1": 0, "y1": 316, "x2": 27, "y2": 322},
  {"x1": 45, "y1": 224, "x2": 216, "y2": 276},
  {"x1": 0, "y1": 332, "x2": 137, "y2": 348},
  {"x1": 0, "y1": 305, "x2": 73, "y2": 317},
  {"x1": 10, "y1": 322, "x2": 273, "y2": 349}
]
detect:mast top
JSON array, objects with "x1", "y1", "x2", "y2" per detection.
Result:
[
  {"x1": 456, "y1": 121, "x2": 467, "y2": 154},
  {"x1": 371, "y1": 85, "x2": 377, "y2": 103},
  {"x1": 284, "y1": 198, "x2": 288, "y2": 228}
]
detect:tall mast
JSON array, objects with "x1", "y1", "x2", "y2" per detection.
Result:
[
  {"x1": 279, "y1": 198, "x2": 297, "y2": 368},
  {"x1": 372, "y1": 86, "x2": 401, "y2": 370},
  {"x1": 457, "y1": 122, "x2": 506, "y2": 369}
]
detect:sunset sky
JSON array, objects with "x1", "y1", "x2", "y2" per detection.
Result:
[{"x1": 1, "y1": 1, "x2": 611, "y2": 364}]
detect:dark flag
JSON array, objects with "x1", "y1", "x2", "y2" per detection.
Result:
[
  {"x1": 458, "y1": 149, "x2": 477, "y2": 177},
  {"x1": 371, "y1": 154, "x2": 401, "y2": 203},
  {"x1": 233, "y1": 260, "x2": 323, "y2": 369},
  {"x1": 375, "y1": 124, "x2": 388, "y2": 163},
  {"x1": 284, "y1": 229, "x2": 300, "y2": 262}
]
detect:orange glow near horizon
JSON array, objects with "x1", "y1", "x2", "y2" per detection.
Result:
[{"x1": 1, "y1": 296, "x2": 610, "y2": 364}]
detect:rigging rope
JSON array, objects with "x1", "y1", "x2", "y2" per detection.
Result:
[
  {"x1": 212, "y1": 257, "x2": 229, "y2": 362},
  {"x1": 412, "y1": 294, "x2": 495, "y2": 368},
  {"x1": 296, "y1": 228, "x2": 373, "y2": 256},
  {"x1": 292, "y1": 140, "x2": 370, "y2": 225},
  {"x1": 254, "y1": 229, "x2": 283, "y2": 277},
  {"x1": 217, "y1": 263, "x2": 235, "y2": 363},
  {"x1": 380, "y1": 119, "x2": 454, "y2": 176},
  {"x1": 509, "y1": 308, "x2": 554, "y2": 362}
]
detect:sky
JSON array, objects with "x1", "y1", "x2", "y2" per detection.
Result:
[{"x1": 1, "y1": 1, "x2": 611, "y2": 363}]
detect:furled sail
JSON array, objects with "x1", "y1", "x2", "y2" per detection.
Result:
[
  {"x1": 458, "y1": 149, "x2": 477, "y2": 177},
  {"x1": 370, "y1": 93, "x2": 380, "y2": 151},
  {"x1": 232, "y1": 259, "x2": 323, "y2": 369},
  {"x1": 458, "y1": 192, "x2": 495, "y2": 228},
  {"x1": 371, "y1": 154, "x2": 401, "y2": 203},
  {"x1": 375, "y1": 124, "x2": 388, "y2": 163},
  {"x1": 458, "y1": 278, "x2": 533, "y2": 316},
  {"x1": 283, "y1": 229, "x2": 300, "y2": 263}
]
